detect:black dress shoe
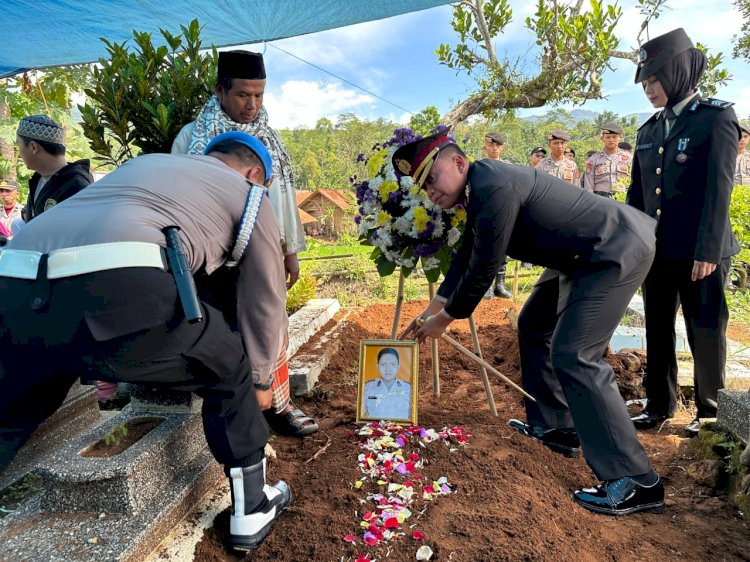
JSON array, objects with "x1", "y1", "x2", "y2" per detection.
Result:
[
  {"x1": 684, "y1": 418, "x2": 701, "y2": 437},
  {"x1": 507, "y1": 419, "x2": 580, "y2": 458},
  {"x1": 630, "y1": 410, "x2": 669, "y2": 430},
  {"x1": 572, "y1": 476, "x2": 665, "y2": 516}
]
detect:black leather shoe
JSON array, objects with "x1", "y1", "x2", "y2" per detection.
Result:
[
  {"x1": 572, "y1": 476, "x2": 665, "y2": 516},
  {"x1": 507, "y1": 419, "x2": 580, "y2": 458},
  {"x1": 630, "y1": 410, "x2": 669, "y2": 430},
  {"x1": 684, "y1": 418, "x2": 701, "y2": 437}
]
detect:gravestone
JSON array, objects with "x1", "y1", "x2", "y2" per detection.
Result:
[{"x1": 716, "y1": 388, "x2": 750, "y2": 443}]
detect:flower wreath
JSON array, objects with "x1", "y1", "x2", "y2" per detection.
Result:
[{"x1": 353, "y1": 127, "x2": 466, "y2": 282}]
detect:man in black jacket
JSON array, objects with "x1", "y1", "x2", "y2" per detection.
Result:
[
  {"x1": 396, "y1": 131, "x2": 664, "y2": 517},
  {"x1": 15, "y1": 114, "x2": 93, "y2": 221},
  {"x1": 626, "y1": 28, "x2": 741, "y2": 436}
]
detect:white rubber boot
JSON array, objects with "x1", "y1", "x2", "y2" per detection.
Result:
[{"x1": 228, "y1": 458, "x2": 292, "y2": 551}]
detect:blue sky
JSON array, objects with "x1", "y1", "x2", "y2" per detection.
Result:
[{"x1": 241, "y1": 1, "x2": 749, "y2": 129}]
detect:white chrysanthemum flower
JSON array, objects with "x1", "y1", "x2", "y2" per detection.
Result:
[
  {"x1": 369, "y1": 176, "x2": 384, "y2": 191},
  {"x1": 431, "y1": 217, "x2": 445, "y2": 238},
  {"x1": 402, "y1": 257, "x2": 415, "y2": 268},
  {"x1": 377, "y1": 227, "x2": 393, "y2": 247},
  {"x1": 447, "y1": 227, "x2": 461, "y2": 247},
  {"x1": 393, "y1": 216, "x2": 411, "y2": 234},
  {"x1": 423, "y1": 257, "x2": 440, "y2": 270}
]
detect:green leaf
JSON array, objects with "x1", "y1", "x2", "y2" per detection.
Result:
[{"x1": 376, "y1": 255, "x2": 397, "y2": 277}]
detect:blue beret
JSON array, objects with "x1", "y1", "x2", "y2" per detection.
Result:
[{"x1": 204, "y1": 131, "x2": 273, "y2": 184}]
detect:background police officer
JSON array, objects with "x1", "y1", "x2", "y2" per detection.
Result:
[
  {"x1": 536, "y1": 130, "x2": 580, "y2": 185},
  {"x1": 583, "y1": 124, "x2": 632, "y2": 196},
  {"x1": 627, "y1": 28, "x2": 741, "y2": 436}
]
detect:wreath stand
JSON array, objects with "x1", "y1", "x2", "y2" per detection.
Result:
[{"x1": 389, "y1": 270, "x2": 498, "y2": 416}]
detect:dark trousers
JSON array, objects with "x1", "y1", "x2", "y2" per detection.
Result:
[
  {"x1": 0, "y1": 269, "x2": 268, "y2": 474},
  {"x1": 642, "y1": 257, "x2": 730, "y2": 418},
  {"x1": 517, "y1": 259, "x2": 653, "y2": 481}
]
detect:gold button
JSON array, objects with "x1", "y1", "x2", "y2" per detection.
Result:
[
  {"x1": 656, "y1": 168, "x2": 662, "y2": 175},
  {"x1": 658, "y1": 147, "x2": 664, "y2": 154},
  {"x1": 655, "y1": 188, "x2": 661, "y2": 195},
  {"x1": 573, "y1": 255, "x2": 580, "y2": 260},
  {"x1": 656, "y1": 209, "x2": 662, "y2": 216}
]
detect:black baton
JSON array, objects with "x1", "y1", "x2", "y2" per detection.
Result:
[{"x1": 163, "y1": 226, "x2": 203, "y2": 323}]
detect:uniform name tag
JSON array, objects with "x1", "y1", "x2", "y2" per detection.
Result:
[{"x1": 636, "y1": 143, "x2": 653, "y2": 151}]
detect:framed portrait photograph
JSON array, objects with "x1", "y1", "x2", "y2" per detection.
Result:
[{"x1": 356, "y1": 339, "x2": 419, "y2": 425}]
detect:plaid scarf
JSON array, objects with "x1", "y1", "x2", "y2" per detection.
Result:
[{"x1": 187, "y1": 95, "x2": 295, "y2": 200}]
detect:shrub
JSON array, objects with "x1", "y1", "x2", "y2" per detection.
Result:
[
  {"x1": 287, "y1": 274, "x2": 318, "y2": 315},
  {"x1": 79, "y1": 19, "x2": 216, "y2": 167}
]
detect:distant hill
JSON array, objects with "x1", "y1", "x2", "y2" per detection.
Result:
[{"x1": 523, "y1": 109, "x2": 653, "y2": 126}]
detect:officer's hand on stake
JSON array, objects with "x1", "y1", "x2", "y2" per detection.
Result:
[
  {"x1": 399, "y1": 316, "x2": 421, "y2": 340},
  {"x1": 691, "y1": 260, "x2": 716, "y2": 281}
]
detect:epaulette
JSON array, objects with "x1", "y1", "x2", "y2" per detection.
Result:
[{"x1": 697, "y1": 98, "x2": 734, "y2": 110}]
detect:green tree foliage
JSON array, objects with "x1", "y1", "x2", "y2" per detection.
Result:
[
  {"x1": 0, "y1": 68, "x2": 96, "y2": 199},
  {"x1": 408, "y1": 106, "x2": 441, "y2": 136},
  {"x1": 733, "y1": 0, "x2": 750, "y2": 61},
  {"x1": 79, "y1": 19, "x2": 217, "y2": 167},
  {"x1": 437, "y1": 0, "x2": 731, "y2": 125}
]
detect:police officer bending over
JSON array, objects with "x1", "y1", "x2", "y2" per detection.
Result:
[
  {"x1": 0, "y1": 132, "x2": 291, "y2": 551},
  {"x1": 397, "y1": 130, "x2": 663, "y2": 516}
]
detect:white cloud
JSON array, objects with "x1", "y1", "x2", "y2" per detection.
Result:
[
  {"x1": 264, "y1": 80, "x2": 375, "y2": 128},
  {"x1": 734, "y1": 87, "x2": 750, "y2": 119}
]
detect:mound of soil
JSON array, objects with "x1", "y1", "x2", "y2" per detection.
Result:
[{"x1": 195, "y1": 300, "x2": 749, "y2": 561}]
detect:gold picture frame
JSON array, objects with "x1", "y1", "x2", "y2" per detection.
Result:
[{"x1": 356, "y1": 339, "x2": 419, "y2": 425}]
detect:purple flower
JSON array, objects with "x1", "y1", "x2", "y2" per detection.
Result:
[
  {"x1": 354, "y1": 215, "x2": 361, "y2": 224},
  {"x1": 414, "y1": 240, "x2": 441, "y2": 257}
]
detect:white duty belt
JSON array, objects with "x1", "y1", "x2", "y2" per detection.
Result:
[{"x1": 0, "y1": 242, "x2": 167, "y2": 280}]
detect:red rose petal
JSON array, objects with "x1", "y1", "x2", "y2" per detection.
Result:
[
  {"x1": 343, "y1": 534, "x2": 357, "y2": 543},
  {"x1": 412, "y1": 530, "x2": 425, "y2": 541}
]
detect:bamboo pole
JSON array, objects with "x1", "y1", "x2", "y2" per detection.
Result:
[
  {"x1": 512, "y1": 259, "x2": 520, "y2": 301},
  {"x1": 390, "y1": 270, "x2": 405, "y2": 339},
  {"x1": 428, "y1": 282, "x2": 440, "y2": 397},
  {"x1": 467, "y1": 315, "x2": 497, "y2": 416}
]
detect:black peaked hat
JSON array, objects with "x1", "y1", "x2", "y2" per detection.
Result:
[
  {"x1": 546, "y1": 130, "x2": 570, "y2": 142},
  {"x1": 484, "y1": 131, "x2": 506, "y2": 144},
  {"x1": 218, "y1": 50, "x2": 266, "y2": 80},
  {"x1": 392, "y1": 130, "x2": 456, "y2": 188},
  {"x1": 600, "y1": 123, "x2": 624, "y2": 135},
  {"x1": 635, "y1": 28, "x2": 693, "y2": 83}
]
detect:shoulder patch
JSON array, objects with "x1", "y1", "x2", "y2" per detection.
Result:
[
  {"x1": 699, "y1": 98, "x2": 734, "y2": 110},
  {"x1": 636, "y1": 143, "x2": 653, "y2": 151}
]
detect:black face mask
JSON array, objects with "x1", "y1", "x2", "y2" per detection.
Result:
[{"x1": 655, "y1": 47, "x2": 708, "y2": 107}]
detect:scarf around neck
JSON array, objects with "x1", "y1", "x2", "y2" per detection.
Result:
[{"x1": 187, "y1": 95, "x2": 294, "y2": 194}]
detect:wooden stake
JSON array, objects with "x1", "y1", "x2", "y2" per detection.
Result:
[
  {"x1": 512, "y1": 259, "x2": 520, "y2": 301},
  {"x1": 467, "y1": 315, "x2": 498, "y2": 416},
  {"x1": 390, "y1": 270, "x2": 405, "y2": 339},
  {"x1": 428, "y1": 282, "x2": 440, "y2": 397}
]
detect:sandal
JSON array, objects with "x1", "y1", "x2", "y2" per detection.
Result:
[{"x1": 265, "y1": 408, "x2": 319, "y2": 437}]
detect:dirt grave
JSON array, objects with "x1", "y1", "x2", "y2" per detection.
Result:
[{"x1": 194, "y1": 300, "x2": 750, "y2": 562}]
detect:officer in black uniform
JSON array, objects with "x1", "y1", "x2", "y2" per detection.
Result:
[
  {"x1": 627, "y1": 28, "x2": 741, "y2": 436},
  {"x1": 396, "y1": 131, "x2": 664, "y2": 517}
]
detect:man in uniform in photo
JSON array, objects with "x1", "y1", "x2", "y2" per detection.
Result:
[
  {"x1": 536, "y1": 130, "x2": 580, "y2": 185},
  {"x1": 583, "y1": 124, "x2": 633, "y2": 197},
  {"x1": 363, "y1": 347, "x2": 412, "y2": 420},
  {"x1": 627, "y1": 28, "x2": 741, "y2": 437},
  {"x1": 396, "y1": 130, "x2": 663, "y2": 517},
  {"x1": 0, "y1": 132, "x2": 292, "y2": 551}
]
